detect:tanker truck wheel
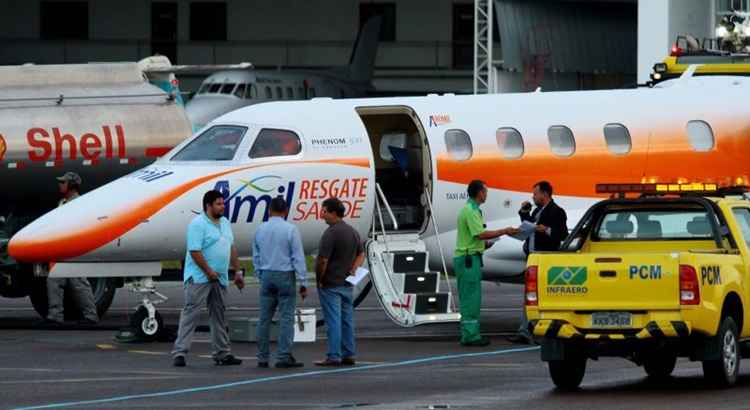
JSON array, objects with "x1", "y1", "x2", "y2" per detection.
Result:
[{"x1": 29, "y1": 277, "x2": 116, "y2": 320}]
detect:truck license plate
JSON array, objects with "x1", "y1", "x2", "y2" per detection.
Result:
[{"x1": 591, "y1": 312, "x2": 632, "y2": 328}]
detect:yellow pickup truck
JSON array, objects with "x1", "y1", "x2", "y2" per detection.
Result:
[{"x1": 526, "y1": 184, "x2": 750, "y2": 390}]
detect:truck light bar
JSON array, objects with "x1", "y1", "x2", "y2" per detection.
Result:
[{"x1": 596, "y1": 182, "x2": 719, "y2": 195}]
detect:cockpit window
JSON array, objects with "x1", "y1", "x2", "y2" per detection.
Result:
[
  {"x1": 249, "y1": 128, "x2": 302, "y2": 159},
  {"x1": 220, "y1": 83, "x2": 236, "y2": 94},
  {"x1": 208, "y1": 83, "x2": 222, "y2": 93},
  {"x1": 234, "y1": 83, "x2": 247, "y2": 98},
  {"x1": 171, "y1": 125, "x2": 247, "y2": 161},
  {"x1": 197, "y1": 83, "x2": 210, "y2": 94}
]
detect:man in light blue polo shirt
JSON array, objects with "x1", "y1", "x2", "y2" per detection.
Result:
[
  {"x1": 253, "y1": 197, "x2": 308, "y2": 369},
  {"x1": 172, "y1": 190, "x2": 245, "y2": 367}
]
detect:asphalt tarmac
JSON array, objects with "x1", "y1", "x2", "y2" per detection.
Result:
[{"x1": 2, "y1": 282, "x2": 750, "y2": 409}]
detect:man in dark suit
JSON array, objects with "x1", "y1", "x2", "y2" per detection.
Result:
[
  {"x1": 508, "y1": 181, "x2": 568, "y2": 344},
  {"x1": 520, "y1": 181, "x2": 568, "y2": 255}
]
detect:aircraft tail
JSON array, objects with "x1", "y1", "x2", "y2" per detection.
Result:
[
  {"x1": 137, "y1": 55, "x2": 186, "y2": 106},
  {"x1": 347, "y1": 16, "x2": 382, "y2": 84}
]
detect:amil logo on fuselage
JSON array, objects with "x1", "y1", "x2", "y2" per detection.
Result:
[{"x1": 214, "y1": 175, "x2": 295, "y2": 223}]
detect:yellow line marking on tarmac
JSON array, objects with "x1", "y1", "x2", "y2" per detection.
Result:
[{"x1": 97, "y1": 344, "x2": 116, "y2": 350}]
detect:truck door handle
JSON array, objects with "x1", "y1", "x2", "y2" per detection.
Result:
[
  {"x1": 599, "y1": 270, "x2": 617, "y2": 278},
  {"x1": 595, "y1": 257, "x2": 622, "y2": 263}
]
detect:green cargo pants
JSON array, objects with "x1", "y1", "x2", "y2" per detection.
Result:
[{"x1": 454, "y1": 254, "x2": 482, "y2": 344}]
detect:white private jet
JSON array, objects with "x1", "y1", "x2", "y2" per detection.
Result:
[
  {"x1": 10, "y1": 74, "x2": 750, "y2": 336},
  {"x1": 185, "y1": 16, "x2": 382, "y2": 130}
]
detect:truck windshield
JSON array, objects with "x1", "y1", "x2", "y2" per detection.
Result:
[{"x1": 595, "y1": 208, "x2": 713, "y2": 240}]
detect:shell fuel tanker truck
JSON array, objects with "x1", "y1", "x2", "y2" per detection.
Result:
[{"x1": 0, "y1": 56, "x2": 192, "y2": 319}]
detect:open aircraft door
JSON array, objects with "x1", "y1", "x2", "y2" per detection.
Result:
[{"x1": 356, "y1": 105, "x2": 460, "y2": 327}]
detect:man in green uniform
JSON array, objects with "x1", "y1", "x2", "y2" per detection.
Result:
[{"x1": 455, "y1": 180, "x2": 518, "y2": 346}]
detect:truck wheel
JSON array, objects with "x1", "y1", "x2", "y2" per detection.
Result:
[
  {"x1": 29, "y1": 277, "x2": 116, "y2": 320},
  {"x1": 548, "y1": 357, "x2": 586, "y2": 390},
  {"x1": 702, "y1": 316, "x2": 740, "y2": 387},
  {"x1": 643, "y1": 353, "x2": 677, "y2": 380},
  {"x1": 130, "y1": 306, "x2": 163, "y2": 341}
]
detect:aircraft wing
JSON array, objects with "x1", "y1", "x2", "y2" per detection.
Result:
[{"x1": 143, "y1": 62, "x2": 254, "y2": 75}]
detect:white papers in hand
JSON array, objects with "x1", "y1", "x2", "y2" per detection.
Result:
[
  {"x1": 346, "y1": 267, "x2": 369, "y2": 286},
  {"x1": 510, "y1": 221, "x2": 536, "y2": 241}
]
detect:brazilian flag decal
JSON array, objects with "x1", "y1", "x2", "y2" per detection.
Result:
[{"x1": 548, "y1": 266, "x2": 587, "y2": 285}]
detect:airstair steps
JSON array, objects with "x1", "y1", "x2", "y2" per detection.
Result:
[{"x1": 366, "y1": 234, "x2": 459, "y2": 327}]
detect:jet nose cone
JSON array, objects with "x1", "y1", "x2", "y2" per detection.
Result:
[{"x1": 7, "y1": 209, "x2": 79, "y2": 262}]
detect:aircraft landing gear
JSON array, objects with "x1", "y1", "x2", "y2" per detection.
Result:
[{"x1": 116, "y1": 277, "x2": 169, "y2": 342}]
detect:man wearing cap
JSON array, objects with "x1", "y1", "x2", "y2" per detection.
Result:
[{"x1": 40, "y1": 172, "x2": 99, "y2": 325}]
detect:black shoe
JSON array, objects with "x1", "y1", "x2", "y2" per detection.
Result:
[
  {"x1": 173, "y1": 356, "x2": 186, "y2": 367},
  {"x1": 275, "y1": 356, "x2": 304, "y2": 369},
  {"x1": 314, "y1": 358, "x2": 342, "y2": 367},
  {"x1": 341, "y1": 357, "x2": 356, "y2": 366},
  {"x1": 461, "y1": 337, "x2": 491, "y2": 347},
  {"x1": 34, "y1": 318, "x2": 63, "y2": 328},
  {"x1": 77, "y1": 318, "x2": 98, "y2": 326},
  {"x1": 214, "y1": 355, "x2": 242, "y2": 366},
  {"x1": 258, "y1": 362, "x2": 269, "y2": 368},
  {"x1": 505, "y1": 334, "x2": 533, "y2": 345}
]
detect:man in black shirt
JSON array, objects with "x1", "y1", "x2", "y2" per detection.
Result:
[{"x1": 314, "y1": 198, "x2": 364, "y2": 367}]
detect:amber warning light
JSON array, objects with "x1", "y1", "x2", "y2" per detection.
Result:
[{"x1": 595, "y1": 183, "x2": 720, "y2": 195}]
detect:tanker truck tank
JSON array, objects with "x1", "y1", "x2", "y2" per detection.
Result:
[{"x1": 0, "y1": 57, "x2": 192, "y2": 320}]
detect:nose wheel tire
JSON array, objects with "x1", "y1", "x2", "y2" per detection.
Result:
[
  {"x1": 702, "y1": 316, "x2": 740, "y2": 387},
  {"x1": 130, "y1": 305, "x2": 163, "y2": 342},
  {"x1": 548, "y1": 357, "x2": 586, "y2": 391}
]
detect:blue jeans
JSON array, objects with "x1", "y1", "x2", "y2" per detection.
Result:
[
  {"x1": 257, "y1": 271, "x2": 296, "y2": 363},
  {"x1": 318, "y1": 286, "x2": 356, "y2": 361}
]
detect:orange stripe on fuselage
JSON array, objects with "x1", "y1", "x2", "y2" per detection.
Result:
[
  {"x1": 8, "y1": 158, "x2": 370, "y2": 262},
  {"x1": 437, "y1": 126, "x2": 750, "y2": 197}
]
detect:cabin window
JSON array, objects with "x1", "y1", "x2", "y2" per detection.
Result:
[
  {"x1": 247, "y1": 84, "x2": 257, "y2": 99},
  {"x1": 233, "y1": 83, "x2": 247, "y2": 98},
  {"x1": 209, "y1": 83, "x2": 222, "y2": 93},
  {"x1": 687, "y1": 120, "x2": 715, "y2": 152},
  {"x1": 547, "y1": 125, "x2": 575, "y2": 157},
  {"x1": 603, "y1": 123, "x2": 632, "y2": 155},
  {"x1": 444, "y1": 129, "x2": 473, "y2": 161},
  {"x1": 220, "y1": 83, "x2": 236, "y2": 94},
  {"x1": 171, "y1": 125, "x2": 246, "y2": 161},
  {"x1": 496, "y1": 127, "x2": 524, "y2": 159},
  {"x1": 265, "y1": 86, "x2": 272, "y2": 99},
  {"x1": 249, "y1": 128, "x2": 302, "y2": 159}
]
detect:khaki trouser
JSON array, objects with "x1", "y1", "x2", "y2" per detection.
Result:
[
  {"x1": 46, "y1": 278, "x2": 99, "y2": 323},
  {"x1": 171, "y1": 280, "x2": 231, "y2": 360}
]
